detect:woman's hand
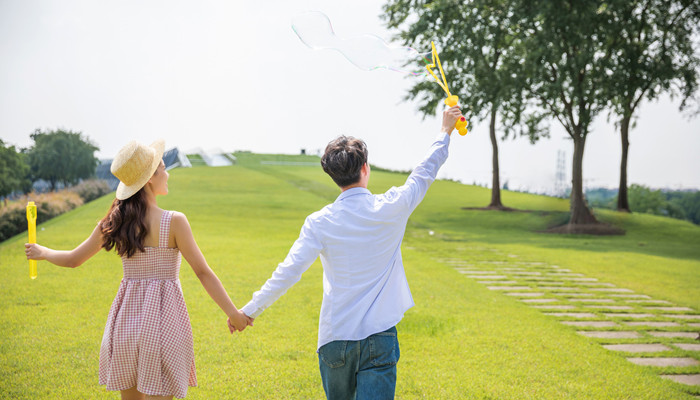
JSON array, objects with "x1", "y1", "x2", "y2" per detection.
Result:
[{"x1": 25, "y1": 243, "x2": 48, "y2": 260}]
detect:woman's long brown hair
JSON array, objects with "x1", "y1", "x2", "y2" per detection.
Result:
[{"x1": 99, "y1": 188, "x2": 148, "y2": 258}]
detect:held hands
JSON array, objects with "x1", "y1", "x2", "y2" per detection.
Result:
[
  {"x1": 441, "y1": 106, "x2": 463, "y2": 135},
  {"x1": 227, "y1": 310, "x2": 254, "y2": 334},
  {"x1": 24, "y1": 243, "x2": 47, "y2": 260}
]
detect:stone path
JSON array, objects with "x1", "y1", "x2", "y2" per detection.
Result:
[{"x1": 443, "y1": 257, "x2": 700, "y2": 394}]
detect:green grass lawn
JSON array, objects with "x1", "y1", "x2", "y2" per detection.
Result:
[{"x1": 1, "y1": 154, "x2": 698, "y2": 399}]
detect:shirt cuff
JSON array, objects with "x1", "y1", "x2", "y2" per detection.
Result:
[
  {"x1": 241, "y1": 302, "x2": 262, "y2": 319},
  {"x1": 435, "y1": 130, "x2": 451, "y2": 142}
]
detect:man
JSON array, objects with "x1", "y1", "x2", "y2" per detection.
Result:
[{"x1": 240, "y1": 106, "x2": 463, "y2": 399}]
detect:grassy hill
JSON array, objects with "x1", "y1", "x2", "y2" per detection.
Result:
[{"x1": 1, "y1": 153, "x2": 698, "y2": 399}]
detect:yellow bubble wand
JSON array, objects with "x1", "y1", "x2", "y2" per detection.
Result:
[
  {"x1": 426, "y1": 41, "x2": 468, "y2": 135},
  {"x1": 26, "y1": 201, "x2": 37, "y2": 279}
]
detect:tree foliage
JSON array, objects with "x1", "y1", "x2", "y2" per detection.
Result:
[
  {"x1": 514, "y1": 0, "x2": 625, "y2": 226},
  {"x1": 627, "y1": 184, "x2": 700, "y2": 223},
  {"x1": 383, "y1": 0, "x2": 538, "y2": 210},
  {"x1": 601, "y1": 0, "x2": 700, "y2": 211},
  {"x1": 26, "y1": 129, "x2": 99, "y2": 190},
  {"x1": 0, "y1": 139, "x2": 31, "y2": 199}
]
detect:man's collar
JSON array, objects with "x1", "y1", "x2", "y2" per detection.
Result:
[{"x1": 335, "y1": 187, "x2": 371, "y2": 202}]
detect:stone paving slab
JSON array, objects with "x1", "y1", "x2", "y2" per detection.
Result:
[
  {"x1": 603, "y1": 344, "x2": 672, "y2": 352},
  {"x1": 603, "y1": 313, "x2": 655, "y2": 319},
  {"x1": 577, "y1": 283, "x2": 617, "y2": 287},
  {"x1": 660, "y1": 374, "x2": 700, "y2": 386},
  {"x1": 562, "y1": 321, "x2": 618, "y2": 327},
  {"x1": 505, "y1": 292, "x2": 544, "y2": 297},
  {"x1": 560, "y1": 293, "x2": 595, "y2": 297},
  {"x1": 673, "y1": 343, "x2": 700, "y2": 351},
  {"x1": 627, "y1": 357, "x2": 700, "y2": 367},
  {"x1": 665, "y1": 314, "x2": 700, "y2": 320},
  {"x1": 625, "y1": 321, "x2": 681, "y2": 327},
  {"x1": 545, "y1": 312, "x2": 598, "y2": 318},
  {"x1": 569, "y1": 298, "x2": 615, "y2": 303},
  {"x1": 626, "y1": 300, "x2": 672, "y2": 304},
  {"x1": 520, "y1": 276, "x2": 559, "y2": 281},
  {"x1": 687, "y1": 323, "x2": 700, "y2": 328},
  {"x1": 611, "y1": 294, "x2": 651, "y2": 299},
  {"x1": 477, "y1": 280, "x2": 519, "y2": 284},
  {"x1": 584, "y1": 305, "x2": 633, "y2": 310},
  {"x1": 591, "y1": 288, "x2": 634, "y2": 293},
  {"x1": 520, "y1": 298, "x2": 558, "y2": 303},
  {"x1": 537, "y1": 287, "x2": 579, "y2": 291},
  {"x1": 561, "y1": 277, "x2": 598, "y2": 282},
  {"x1": 645, "y1": 307, "x2": 694, "y2": 312},
  {"x1": 464, "y1": 275, "x2": 509, "y2": 279},
  {"x1": 577, "y1": 331, "x2": 642, "y2": 339},
  {"x1": 533, "y1": 305, "x2": 576, "y2": 310},
  {"x1": 648, "y1": 332, "x2": 699, "y2": 338}
]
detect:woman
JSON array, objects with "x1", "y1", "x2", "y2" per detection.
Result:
[{"x1": 25, "y1": 140, "x2": 250, "y2": 399}]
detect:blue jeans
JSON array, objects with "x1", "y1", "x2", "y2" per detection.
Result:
[{"x1": 318, "y1": 326, "x2": 400, "y2": 400}]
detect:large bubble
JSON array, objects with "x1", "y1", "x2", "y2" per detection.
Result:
[{"x1": 291, "y1": 11, "x2": 429, "y2": 76}]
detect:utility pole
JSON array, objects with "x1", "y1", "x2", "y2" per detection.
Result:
[{"x1": 554, "y1": 150, "x2": 567, "y2": 198}]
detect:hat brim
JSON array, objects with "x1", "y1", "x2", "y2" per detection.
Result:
[{"x1": 115, "y1": 140, "x2": 165, "y2": 200}]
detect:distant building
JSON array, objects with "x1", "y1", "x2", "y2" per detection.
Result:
[{"x1": 186, "y1": 148, "x2": 236, "y2": 167}]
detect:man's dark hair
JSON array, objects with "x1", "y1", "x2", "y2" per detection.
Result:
[{"x1": 321, "y1": 136, "x2": 368, "y2": 187}]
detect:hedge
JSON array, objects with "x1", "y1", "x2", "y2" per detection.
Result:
[{"x1": 0, "y1": 179, "x2": 112, "y2": 242}]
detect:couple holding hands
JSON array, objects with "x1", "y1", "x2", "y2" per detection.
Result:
[{"x1": 24, "y1": 106, "x2": 463, "y2": 400}]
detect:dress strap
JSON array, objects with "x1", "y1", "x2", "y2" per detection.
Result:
[{"x1": 159, "y1": 210, "x2": 173, "y2": 248}]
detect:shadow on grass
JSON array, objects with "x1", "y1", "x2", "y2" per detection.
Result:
[
  {"x1": 464, "y1": 206, "x2": 626, "y2": 235},
  {"x1": 426, "y1": 207, "x2": 700, "y2": 262}
]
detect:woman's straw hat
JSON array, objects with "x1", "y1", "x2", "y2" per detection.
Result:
[{"x1": 111, "y1": 140, "x2": 165, "y2": 200}]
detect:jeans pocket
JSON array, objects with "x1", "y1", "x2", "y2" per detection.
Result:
[
  {"x1": 319, "y1": 340, "x2": 347, "y2": 368},
  {"x1": 369, "y1": 331, "x2": 399, "y2": 367}
]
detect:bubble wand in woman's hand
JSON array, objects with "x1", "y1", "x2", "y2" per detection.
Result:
[
  {"x1": 426, "y1": 42, "x2": 468, "y2": 135},
  {"x1": 26, "y1": 201, "x2": 38, "y2": 279}
]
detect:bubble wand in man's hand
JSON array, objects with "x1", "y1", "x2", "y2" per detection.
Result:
[
  {"x1": 291, "y1": 12, "x2": 468, "y2": 135},
  {"x1": 26, "y1": 201, "x2": 37, "y2": 279},
  {"x1": 426, "y1": 41, "x2": 468, "y2": 135}
]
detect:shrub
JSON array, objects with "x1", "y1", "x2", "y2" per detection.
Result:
[
  {"x1": 0, "y1": 191, "x2": 84, "y2": 242},
  {"x1": 69, "y1": 179, "x2": 112, "y2": 203}
]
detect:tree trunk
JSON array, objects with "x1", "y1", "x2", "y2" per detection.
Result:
[
  {"x1": 569, "y1": 133, "x2": 598, "y2": 225},
  {"x1": 617, "y1": 115, "x2": 631, "y2": 212},
  {"x1": 488, "y1": 106, "x2": 504, "y2": 209}
]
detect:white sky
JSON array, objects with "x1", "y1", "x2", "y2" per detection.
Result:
[{"x1": 1, "y1": 0, "x2": 699, "y2": 193}]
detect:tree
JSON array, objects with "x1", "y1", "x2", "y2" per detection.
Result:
[
  {"x1": 383, "y1": 0, "x2": 535, "y2": 210},
  {"x1": 602, "y1": 0, "x2": 699, "y2": 212},
  {"x1": 628, "y1": 184, "x2": 667, "y2": 214},
  {"x1": 26, "y1": 129, "x2": 99, "y2": 190},
  {"x1": 516, "y1": 0, "x2": 618, "y2": 230},
  {"x1": 0, "y1": 139, "x2": 30, "y2": 202}
]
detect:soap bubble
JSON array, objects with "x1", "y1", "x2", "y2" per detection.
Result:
[{"x1": 291, "y1": 11, "x2": 429, "y2": 76}]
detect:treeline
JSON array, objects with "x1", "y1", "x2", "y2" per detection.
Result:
[
  {"x1": 587, "y1": 185, "x2": 700, "y2": 225},
  {"x1": 0, "y1": 129, "x2": 112, "y2": 241},
  {"x1": 1, "y1": 129, "x2": 100, "y2": 200},
  {"x1": 384, "y1": 0, "x2": 699, "y2": 230}
]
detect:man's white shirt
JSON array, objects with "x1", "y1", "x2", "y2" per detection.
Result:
[{"x1": 241, "y1": 131, "x2": 451, "y2": 349}]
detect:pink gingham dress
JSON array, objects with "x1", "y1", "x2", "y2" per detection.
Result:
[{"x1": 99, "y1": 210, "x2": 197, "y2": 398}]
